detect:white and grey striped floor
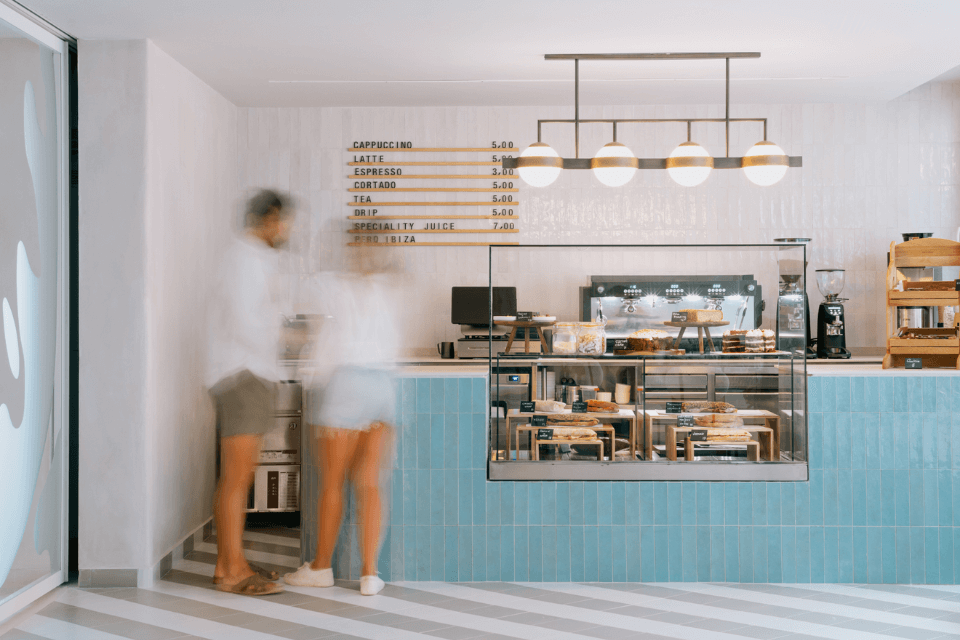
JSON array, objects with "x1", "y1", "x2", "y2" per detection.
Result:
[{"x1": 3, "y1": 527, "x2": 960, "y2": 639}]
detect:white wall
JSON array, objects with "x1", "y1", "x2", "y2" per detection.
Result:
[
  {"x1": 144, "y1": 41, "x2": 237, "y2": 567},
  {"x1": 238, "y1": 82, "x2": 960, "y2": 354},
  {"x1": 79, "y1": 39, "x2": 236, "y2": 580},
  {"x1": 78, "y1": 39, "x2": 150, "y2": 573}
]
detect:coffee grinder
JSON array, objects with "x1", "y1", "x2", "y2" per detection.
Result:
[
  {"x1": 815, "y1": 269, "x2": 851, "y2": 359},
  {"x1": 775, "y1": 238, "x2": 816, "y2": 357}
]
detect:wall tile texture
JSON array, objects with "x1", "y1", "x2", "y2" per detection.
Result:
[
  {"x1": 314, "y1": 375, "x2": 960, "y2": 584},
  {"x1": 239, "y1": 80, "x2": 960, "y2": 353}
]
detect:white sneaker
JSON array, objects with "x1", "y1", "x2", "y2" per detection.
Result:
[
  {"x1": 284, "y1": 563, "x2": 334, "y2": 587},
  {"x1": 360, "y1": 575, "x2": 385, "y2": 596}
]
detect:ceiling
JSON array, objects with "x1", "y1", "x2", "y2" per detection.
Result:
[{"x1": 16, "y1": 0, "x2": 960, "y2": 107}]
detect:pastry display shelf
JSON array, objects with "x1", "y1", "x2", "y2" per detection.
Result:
[
  {"x1": 505, "y1": 408, "x2": 637, "y2": 463},
  {"x1": 642, "y1": 409, "x2": 780, "y2": 461},
  {"x1": 883, "y1": 237, "x2": 960, "y2": 369},
  {"x1": 514, "y1": 424, "x2": 616, "y2": 461},
  {"x1": 666, "y1": 425, "x2": 773, "y2": 462}
]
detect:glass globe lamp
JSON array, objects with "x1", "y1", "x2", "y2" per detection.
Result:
[
  {"x1": 743, "y1": 140, "x2": 789, "y2": 186},
  {"x1": 515, "y1": 142, "x2": 562, "y2": 187},
  {"x1": 665, "y1": 141, "x2": 713, "y2": 187},
  {"x1": 590, "y1": 142, "x2": 637, "y2": 187}
]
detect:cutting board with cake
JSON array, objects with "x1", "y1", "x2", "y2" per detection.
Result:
[
  {"x1": 612, "y1": 329, "x2": 685, "y2": 355},
  {"x1": 663, "y1": 309, "x2": 729, "y2": 353}
]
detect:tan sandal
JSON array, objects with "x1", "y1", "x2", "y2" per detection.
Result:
[
  {"x1": 215, "y1": 573, "x2": 284, "y2": 596},
  {"x1": 213, "y1": 563, "x2": 279, "y2": 584}
]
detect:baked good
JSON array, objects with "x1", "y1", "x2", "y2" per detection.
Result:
[
  {"x1": 546, "y1": 414, "x2": 600, "y2": 427},
  {"x1": 534, "y1": 400, "x2": 565, "y2": 413},
  {"x1": 547, "y1": 427, "x2": 598, "y2": 440},
  {"x1": 681, "y1": 401, "x2": 737, "y2": 414},
  {"x1": 625, "y1": 329, "x2": 673, "y2": 352},
  {"x1": 587, "y1": 399, "x2": 619, "y2": 413},
  {"x1": 722, "y1": 329, "x2": 747, "y2": 353},
  {"x1": 762, "y1": 329, "x2": 776, "y2": 352},
  {"x1": 705, "y1": 429, "x2": 751, "y2": 442},
  {"x1": 679, "y1": 309, "x2": 722, "y2": 323},
  {"x1": 693, "y1": 414, "x2": 745, "y2": 428}
]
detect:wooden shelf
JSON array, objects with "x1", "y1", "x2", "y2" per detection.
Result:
[
  {"x1": 347, "y1": 147, "x2": 520, "y2": 152},
  {"x1": 884, "y1": 238, "x2": 960, "y2": 369}
]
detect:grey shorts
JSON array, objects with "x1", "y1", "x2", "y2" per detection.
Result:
[{"x1": 211, "y1": 370, "x2": 276, "y2": 438}]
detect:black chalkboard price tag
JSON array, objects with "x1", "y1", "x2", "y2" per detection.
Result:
[
  {"x1": 666, "y1": 401, "x2": 683, "y2": 414},
  {"x1": 572, "y1": 401, "x2": 588, "y2": 413},
  {"x1": 536, "y1": 428, "x2": 553, "y2": 440},
  {"x1": 955, "y1": 279, "x2": 960, "y2": 291},
  {"x1": 671, "y1": 311, "x2": 688, "y2": 323},
  {"x1": 678, "y1": 415, "x2": 696, "y2": 428},
  {"x1": 689, "y1": 429, "x2": 708, "y2": 441},
  {"x1": 905, "y1": 357, "x2": 923, "y2": 370},
  {"x1": 520, "y1": 401, "x2": 535, "y2": 413},
  {"x1": 516, "y1": 311, "x2": 534, "y2": 321},
  {"x1": 531, "y1": 415, "x2": 547, "y2": 427},
  {"x1": 608, "y1": 338, "x2": 629, "y2": 351}
]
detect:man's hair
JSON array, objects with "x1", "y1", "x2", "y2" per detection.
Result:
[{"x1": 245, "y1": 189, "x2": 292, "y2": 228}]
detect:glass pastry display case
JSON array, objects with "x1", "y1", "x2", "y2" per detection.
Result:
[{"x1": 487, "y1": 244, "x2": 808, "y2": 482}]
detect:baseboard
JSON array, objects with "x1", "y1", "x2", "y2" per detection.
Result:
[
  {"x1": 78, "y1": 517, "x2": 212, "y2": 588},
  {"x1": 78, "y1": 568, "x2": 139, "y2": 588}
]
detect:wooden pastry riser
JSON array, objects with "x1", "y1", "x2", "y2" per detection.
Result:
[
  {"x1": 505, "y1": 410, "x2": 636, "y2": 462},
  {"x1": 499, "y1": 321, "x2": 554, "y2": 355},
  {"x1": 516, "y1": 424, "x2": 616, "y2": 461},
  {"x1": 682, "y1": 437, "x2": 761, "y2": 461},
  {"x1": 666, "y1": 425, "x2": 774, "y2": 461},
  {"x1": 643, "y1": 410, "x2": 780, "y2": 462}
]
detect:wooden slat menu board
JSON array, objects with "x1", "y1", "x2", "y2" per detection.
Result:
[{"x1": 345, "y1": 142, "x2": 520, "y2": 247}]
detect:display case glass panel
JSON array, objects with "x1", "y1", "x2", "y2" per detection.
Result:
[{"x1": 487, "y1": 244, "x2": 807, "y2": 481}]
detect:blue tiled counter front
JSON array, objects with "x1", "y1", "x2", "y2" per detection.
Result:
[{"x1": 326, "y1": 372, "x2": 960, "y2": 584}]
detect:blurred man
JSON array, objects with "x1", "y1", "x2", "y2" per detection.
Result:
[{"x1": 206, "y1": 190, "x2": 292, "y2": 595}]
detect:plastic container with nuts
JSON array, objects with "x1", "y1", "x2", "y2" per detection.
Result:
[{"x1": 576, "y1": 321, "x2": 605, "y2": 355}]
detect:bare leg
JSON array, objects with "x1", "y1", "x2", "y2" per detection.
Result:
[
  {"x1": 214, "y1": 434, "x2": 261, "y2": 585},
  {"x1": 312, "y1": 428, "x2": 359, "y2": 571},
  {"x1": 354, "y1": 423, "x2": 389, "y2": 576}
]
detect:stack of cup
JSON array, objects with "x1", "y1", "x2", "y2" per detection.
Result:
[{"x1": 615, "y1": 384, "x2": 631, "y2": 405}]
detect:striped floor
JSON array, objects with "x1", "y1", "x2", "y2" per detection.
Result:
[{"x1": 3, "y1": 528, "x2": 960, "y2": 639}]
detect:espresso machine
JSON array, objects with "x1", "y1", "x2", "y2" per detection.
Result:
[
  {"x1": 775, "y1": 239, "x2": 816, "y2": 357},
  {"x1": 815, "y1": 269, "x2": 851, "y2": 359}
]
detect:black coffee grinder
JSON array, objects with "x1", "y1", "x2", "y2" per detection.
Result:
[{"x1": 815, "y1": 269, "x2": 851, "y2": 359}]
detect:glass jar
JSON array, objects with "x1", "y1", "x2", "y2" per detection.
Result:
[
  {"x1": 552, "y1": 322, "x2": 578, "y2": 355},
  {"x1": 576, "y1": 321, "x2": 606, "y2": 355}
]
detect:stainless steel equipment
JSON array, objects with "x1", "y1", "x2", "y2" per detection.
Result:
[
  {"x1": 775, "y1": 239, "x2": 815, "y2": 357},
  {"x1": 815, "y1": 269, "x2": 851, "y2": 359},
  {"x1": 579, "y1": 275, "x2": 763, "y2": 349},
  {"x1": 490, "y1": 372, "x2": 531, "y2": 459},
  {"x1": 897, "y1": 306, "x2": 932, "y2": 329},
  {"x1": 248, "y1": 380, "x2": 302, "y2": 512}
]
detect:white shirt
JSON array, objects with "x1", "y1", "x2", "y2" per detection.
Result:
[
  {"x1": 206, "y1": 234, "x2": 282, "y2": 387},
  {"x1": 304, "y1": 271, "x2": 401, "y2": 388}
]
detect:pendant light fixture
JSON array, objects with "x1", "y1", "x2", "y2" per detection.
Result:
[
  {"x1": 516, "y1": 142, "x2": 563, "y2": 187},
  {"x1": 742, "y1": 140, "x2": 789, "y2": 186},
  {"x1": 666, "y1": 123, "x2": 713, "y2": 187},
  {"x1": 592, "y1": 141, "x2": 637, "y2": 187},
  {"x1": 506, "y1": 53, "x2": 801, "y2": 187}
]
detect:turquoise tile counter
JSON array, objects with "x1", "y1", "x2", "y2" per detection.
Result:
[{"x1": 313, "y1": 371, "x2": 960, "y2": 584}]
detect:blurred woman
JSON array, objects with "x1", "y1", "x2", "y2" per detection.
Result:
[{"x1": 284, "y1": 250, "x2": 401, "y2": 596}]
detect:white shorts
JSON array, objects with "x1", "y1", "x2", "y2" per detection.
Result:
[{"x1": 307, "y1": 366, "x2": 397, "y2": 431}]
